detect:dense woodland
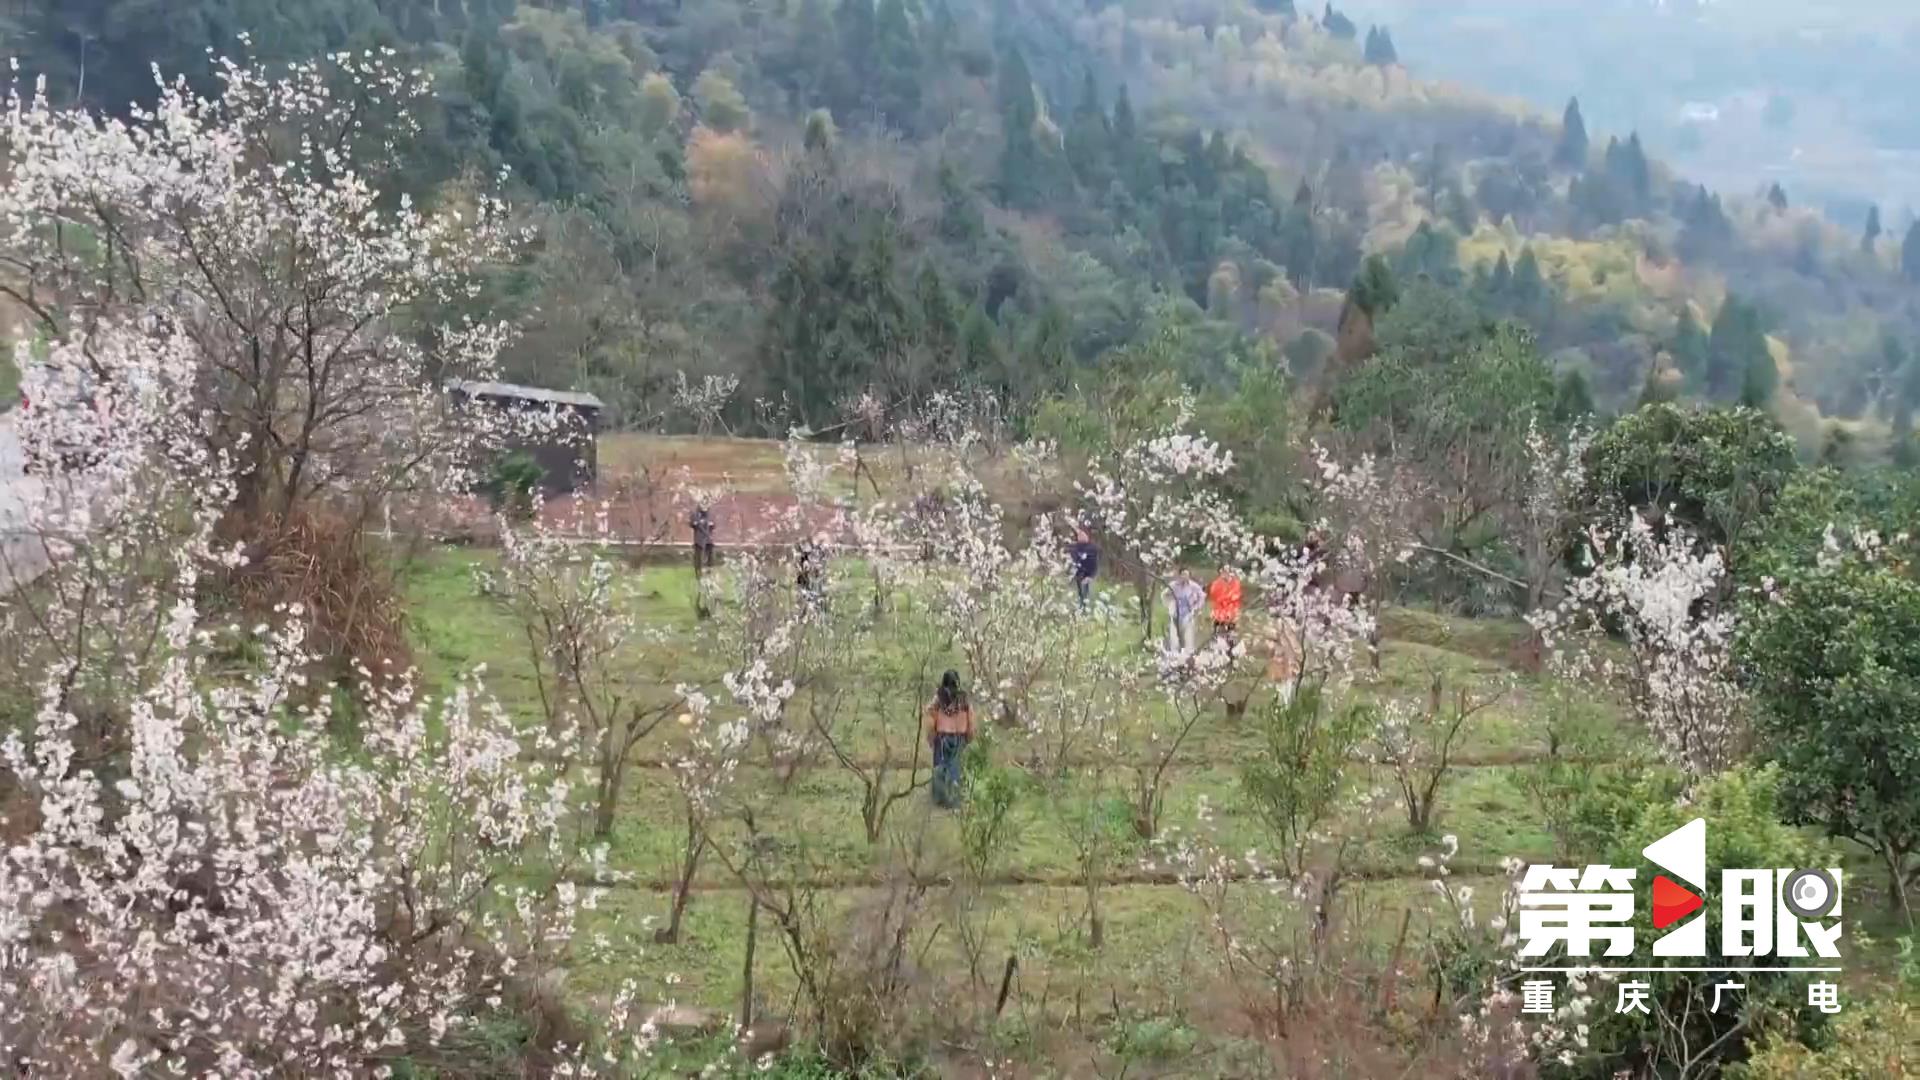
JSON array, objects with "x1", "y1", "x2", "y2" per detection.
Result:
[{"x1": 6, "y1": 0, "x2": 1920, "y2": 463}]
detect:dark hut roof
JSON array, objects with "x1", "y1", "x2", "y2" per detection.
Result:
[{"x1": 451, "y1": 380, "x2": 605, "y2": 411}]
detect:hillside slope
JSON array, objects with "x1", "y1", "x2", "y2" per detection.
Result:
[{"x1": 5, "y1": 0, "x2": 1918, "y2": 452}]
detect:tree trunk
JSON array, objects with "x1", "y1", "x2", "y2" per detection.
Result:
[
  {"x1": 656, "y1": 819, "x2": 705, "y2": 944},
  {"x1": 739, "y1": 897, "x2": 760, "y2": 1031},
  {"x1": 594, "y1": 750, "x2": 622, "y2": 839}
]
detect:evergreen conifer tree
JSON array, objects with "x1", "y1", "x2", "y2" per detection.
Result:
[{"x1": 1556, "y1": 98, "x2": 1590, "y2": 169}]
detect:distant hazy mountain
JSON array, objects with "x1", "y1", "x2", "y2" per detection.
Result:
[{"x1": 1365, "y1": 0, "x2": 1920, "y2": 221}]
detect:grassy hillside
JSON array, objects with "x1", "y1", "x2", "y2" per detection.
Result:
[{"x1": 386, "y1": 431, "x2": 1913, "y2": 1074}]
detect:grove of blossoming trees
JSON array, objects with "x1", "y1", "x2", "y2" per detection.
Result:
[{"x1": 3, "y1": 36, "x2": 1918, "y2": 1080}]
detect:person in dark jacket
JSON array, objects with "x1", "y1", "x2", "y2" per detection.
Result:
[
  {"x1": 690, "y1": 503, "x2": 716, "y2": 577},
  {"x1": 796, "y1": 533, "x2": 827, "y2": 611},
  {"x1": 923, "y1": 670, "x2": 976, "y2": 808},
  {"x1": 1069, "y1": 528, "x2": 1099, "y2": 612}
]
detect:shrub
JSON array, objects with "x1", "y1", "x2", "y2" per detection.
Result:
[
  {"x1": 1731, "y1": 1000, "x2": 1920, "y2": 1080},
  {"x1": 487, "y1": 452, "x2": 546, "y2": 519}
]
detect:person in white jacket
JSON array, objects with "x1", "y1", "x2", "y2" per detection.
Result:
[{"x1": 1164, "y1": 569, "x2": 1205, "y2": 655}]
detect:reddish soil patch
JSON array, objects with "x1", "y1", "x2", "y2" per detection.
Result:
[{"x1": 540, "y1": 487, "x2": 842, "y2": 547}]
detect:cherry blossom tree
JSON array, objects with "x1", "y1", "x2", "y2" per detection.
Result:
[
  {"x1": 1308, "y1": 442, "x2": 1419, "y2": 668},
  {"x1": 1530, "y1": 512, "x2": 1746, "y2": 776},
  {"x1": 480, "y1": 503, "x2": 679, "y2": 839},
  {"x1": 0, "y1": 54, "x2": 661, "y2": 1076},
  {"x1": 0, "y1": 50, "x2": 540, "y2": 530},
  {"x1": 0, "y1": 579, "x2": 615, "y2": 1073}
]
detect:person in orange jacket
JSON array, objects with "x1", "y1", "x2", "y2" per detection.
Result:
[{"x1": 1207, "y1": 565, "x2": 1243, "y2": 646}]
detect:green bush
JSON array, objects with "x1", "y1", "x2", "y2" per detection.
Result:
[
  {"x1": 486, "y1": 453, "x2": 545, "y2": 520},
  {"x1": 1104, "y1": 1014, "x2": 1200, "y2": 1062},
  {"x1": 1731, "y1": 999, "x2": 1920, "y2": 1080},
  {"x1": 1560, "y1": 767, "x2": 1839, "y2": 1077}
]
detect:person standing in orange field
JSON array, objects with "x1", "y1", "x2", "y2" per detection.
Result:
[{"x1": 1207, "y1": 564, "x2": 1243, "y2": 647}]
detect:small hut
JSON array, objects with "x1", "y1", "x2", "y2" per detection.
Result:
[{"x1": 450, "y1": 381, "x2": 605, "y2": 495}]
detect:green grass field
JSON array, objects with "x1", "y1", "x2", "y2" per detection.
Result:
[
  {"x1": 401, "y1": 547, "x2": 1619, "y2": 1047},
  {"x1": 396, "y1": 439, "x2": 1912, "y2": 1072}
]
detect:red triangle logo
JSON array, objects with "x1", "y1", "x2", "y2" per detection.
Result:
[{"x1": 1652, "y1": 874, "x2": 1704, "y2": 929}]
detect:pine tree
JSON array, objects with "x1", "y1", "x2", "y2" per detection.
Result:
[
  {"x1": 1556, "y1": 98, "x2": 1589, "y2": 170},
  {"x1": 916, "y1": 265, "x2": 960, "y2": 365},
  {"x1": 958, "y1": 304, "x2": 1003, "y2": 387},
  {"x1": 1065, "y1": 70, "x2": 1111, "y2": 187},
  {"x1": 1680, "y1": 187, "x2": 1734, "y2": 261},
  {"x1": 1741, "y1": 343, "x2": 1779, "y2": 408},
  {"x1": 1895, "y1": 338, "x2": 1920, "y2": 434},
  {"x1": 1766, "y1": 183, "x2": 1789, "y2": 212},
  {"x1": 1904, "y1": 221, "x2": 1920, "y2": 283},
  {"x1": 936, "y1": 161, "x2": 984, "y2": 244},
  {"x1": 1255, "y1": 0, "x2": 1297, "y2": 14},
  {"x1": 1818, "y1": 424, "x2": 1853, "y2": 468},
  {"x1": 1323, "y1": 3, "x2": 1357, "y2": 40},
  {"x1": 1672, "y1": 307, "x2": 1709, "y2": 389},
  {"x1": 1623, "y1": 132, "x2": 1652, "y2": 209},
  {"x1": 832, "y1": 0, "x2": 878, "y2": 119},
  {"x1": 1364, "y1": 26, "x2": 1399, "y2": 65},
  {"x1": 1554, "y1": 368, "x2": 1596, "y2": 420},
  {"x1": 1512, "y1": 246, "x2": 1547, "y2": 311},
  {"x1": 1110, "y1": 83, "x2": 1157, "y2": 199},
  {"x1": 1022, "y1": 303, "x2": 1074, "y2": 390},
  {"x1": 1293, "y1": 179, "x2": 1314, "y2": 208},
  {"x1": 803, "y1": 109, "x2": 837, "y2": 156},
  {"x1": 789, "y1": 0, "x2": 838, "y2": 107},
  {"x1": 1638, "y1": 367, "x2": 1676, "y2": 407},
  {"x1": 1112, "y1": 83, "x2": 1137, "y2": 144},
  {"x1": 1347, "y1": 254, "x2": 1399, "y2": 318},
  {"x1": 1895, "y1": 431, "x2": 1919, "y2": 470},
  {"x1": 1863, "y1": 204, "x2": 1883, "y2": 253},
  {"x1": 872, "y1": 0, "x2": 922, "y2": 130},
  {"x1": 1707, "y1": 295, "x2": 1768, "y2": 403},
  {"x1": 1490, "y1": 250, "x2": 1513, "y2": 294},
  {"x1": 1883, "y1": 336, "x2": 1913, "y2": 427},
  {"x1": 996, "y1": 47, "x2": 1042, "y2": 207}
]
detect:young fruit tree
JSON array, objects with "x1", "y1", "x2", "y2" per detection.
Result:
[
  {"x1": 480, "y1": 504, "x2": 678, "y2": 839},
  {"x1": 1530, "y1": 512, "x2": 1747, "y2": 777}
]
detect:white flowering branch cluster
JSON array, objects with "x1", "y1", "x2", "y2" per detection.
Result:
[
  {"x1": 0, "y1": 50, "x2": 544, "y2": 527},
  {"x1": 0, "y1": 589, "x2": 606, "y2": 1074},
  {"x1": 670, "y1": 371, "x2": 739, "y2": 436},
  {"x1": 1517, "y1": 418, "x2": 1593, "y2": 611},
  {"x1": 1428, "y1": 845, "x2": 1607, "y2": 1071},
  {"x1": 0, "y1": 53, "x2": 687, "y2": 1075},
  {"x1": 1309, "y1": 441, "x2": 1420, "y2": 596},
  {"x1": 1529, "y1": 513, "x2": 1745, "y2": 776}
]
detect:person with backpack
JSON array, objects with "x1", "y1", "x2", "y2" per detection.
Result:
[{"x1": 923, "y1": 670, "x2": 976, "y2": 809}]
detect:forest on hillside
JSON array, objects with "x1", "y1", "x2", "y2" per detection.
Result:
[
  {"x1": 5, "y1": 0, "x2": 1920, "y2": 463},
  {"x1": 1366, "y1": 0, "x2": 1920, "y2": 221}
]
